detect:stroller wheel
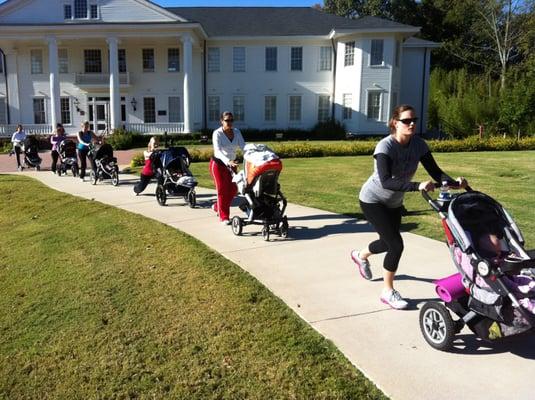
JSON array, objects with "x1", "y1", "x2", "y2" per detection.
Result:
[
  {"x1": 280, "y1": 217, "x2": 289, "y2": 238},
  {"x1": 231, "y1": 216, "x2": 243, "y2": 236},
  {"x1": 111, "y1": 170, "x2": 120, "y2": 186},
  {"x1": 419, "y1": 302, "x2": 456, "y2": 351},
  {"x1": 261, "y1": 225, "x2": 270, "y2": 242},
  {"x1": 36, "y1": 165, "x2": 40, "y2": 171},
  {"x1": 156, "y1": 184, "x2": 167, "y2": 206},
  {"x1": 90, "y1": 170, "x2": 98, "y2": 185},
  {"x1": 188, "y1": 190, "x2": 196, "y2": 208}
]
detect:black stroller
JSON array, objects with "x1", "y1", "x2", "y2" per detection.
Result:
[
  {"x1": 230, "y1": 144, "x2": 288, "y2": 241},
  {"x1": 419, "y1": 187, "x2": 535, "y2": 351},
  {"x1": 89, "y1": 143, "x2": 119, "y2": 186},
  {"x1": 23, "y1": 136, "x2": 42, "y2": 170},
  {"x1": 57, "y1": 139, "x2": 79, "y2": 177},
  {"x1": 155, "y1": 147, "x2": 197, "y2": 207}
]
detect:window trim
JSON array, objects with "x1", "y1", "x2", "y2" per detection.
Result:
[
  {"x1": 233, "y1": 46, "x2": 246, "y2": 73},
  {"x1": 319, "y1": 46, "x2": 332, "y2": 71},
  {"x1": 30, "y1": 49, "x2": 44, "y2": 75},
  {"x1": 232, "y1": 95, "x2": 245, "y2": 122},
  {"x1": 142, "y1": 48, "x2": 155, "y2": 73},
  {"x1": 207, "y1": 47, "x2": 220, "y2": 73},
  {"x1": 167, "y1": 48, "x2": 180, "y2": 73},
  {"x1": 58, "y1": 48, "x2": 69, "y2": 74},
  {"x1": 290, "y1": 46, "x2": 303, "y2": 72},
  {"x1": 264, "y1": 95, "x2": 277, "y2": 122},
  {"x1": 143, "y1": 97, "x2": 156, "y2": 123},
  {"x1": 317, "y1": 95, "x2": 330, "y2": 123},
  {"x1": 369, "y1": 39, "x2": 385, "y2": 67},
  {"x1": 344, "y1": 41, "x2": 355, "y2": 67},
  {"x1": 288, "y1": 94, "x2": 302, "y2": 122},
  {"x1": 342, "y1": 93, "x2": 352, "y2": 120},
  {"x1": 83, "y1": 48, "x2": 102, "y2": 73},
  {"x1": 33, "y1": 97, "x2": 47, "y2": 124},
  {"x1": 265, "y1": 47, "x2": 277, "y2": 72},
  {"x1": 366, "y1": 90, "x2": 383, "y2": 121},
  {"x1": 118, "y1": 48, "x2": 127, "y2": 73},
  {"x1": 168, "y1": 96, "x2": 182, "y2": 123},
  {"x1": 60, "y1": 96, "x2": 72, "y2": 125},
  {"x1": 207, "y1": 95, "x2": 221, "y2": 122}
]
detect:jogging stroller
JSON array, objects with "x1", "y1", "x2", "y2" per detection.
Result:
[
  {"x1": 155, "y1": 147, "x2": 197, "y2": 207},
  {"x1": 89, "y1": 143, "x2": 119, "y2": 186},
  {"x1": 419, "y1": 186, "x2": 535, "y2": 351},
  {"x1": 57, "y1": 139, "x2": 79, "y2": 177},
  {"x1": 230, "y1": 144, "x2": 288, "y2": 241},
  {"x1": 23, "y1": 136, "x2": 42, "y2": 170}
]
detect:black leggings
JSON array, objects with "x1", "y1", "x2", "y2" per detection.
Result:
[
  {"x1": 51, "y1": 150, "x2": 59, "y2": 172},
  {"x1": 14, "y1": 146, "x2": 22, "y2": 167},
  {"x1": 77, "y1": 147, "x2": 94, "y2": 179},
  {"x1": 360, "y1": 200, "x2": 404, "y2": 272}
]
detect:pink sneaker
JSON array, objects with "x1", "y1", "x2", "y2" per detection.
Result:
[
  {"x1": 380, "y1": 289, "x2": 408, "y2": 310},
  {"x1": 211, "y1": 203, "x2": 218, "y2": 215},
  {"x1": 350, "y1": 250, "x2": 372, "y2": 280}
]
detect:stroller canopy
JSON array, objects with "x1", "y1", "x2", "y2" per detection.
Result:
[
  {"x1": 159, "y1": 147, "x2": 190, "y2": 170},
  {"x1": 93, "y1": 143, "x2": 114, "y2": 160},
  {"x1": 24, "y1": 135, "x2": 38, "y2": 148}
]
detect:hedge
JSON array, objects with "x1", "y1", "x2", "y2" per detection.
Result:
[{"x1": 129, "y1": 136, "x2": 535, "y2": 167}]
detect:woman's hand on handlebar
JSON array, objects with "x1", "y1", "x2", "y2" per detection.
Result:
[
  {"x1": 228, "y1": 160, "x2": 239, "y2": 169},
  {"x1": 418, "y1": 180, "x2": 435, "y2": 192}
]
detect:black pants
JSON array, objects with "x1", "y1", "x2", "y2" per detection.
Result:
[
  {"x1": 77, "y1": 147, "x2": 95, "y2": 179},
  {"x1": 51, "y1": 150, "x2": 59, "y2": 173},
  {"x1": 133, "y1": 174, "x2": 152, "y2": 194},
  {"x1": 14, "y1": 146, "x2": 22, "y2": 167},
  {"x1": 360, "y1": 200, "x2": 404, "y2": 272}
]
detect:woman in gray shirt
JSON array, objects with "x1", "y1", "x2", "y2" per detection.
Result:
[{"x1": 351, "y1": 104, "x2": 467, "y2": 309}]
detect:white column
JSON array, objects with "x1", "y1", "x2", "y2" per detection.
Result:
[
  {"x1": 4, "y1": 49, "x2": 21, "y2": 123},
  {"x1": 181, "y1": 33, "x2": 193, "y2": 133},
  {"x1": 107, "y1": 36, "x2": 120, "y2": 132},
  {"x1": 47, "y1": 36, "x2": 60, "y2": 128}
]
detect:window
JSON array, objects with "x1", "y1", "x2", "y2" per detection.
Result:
[
  {"x1": 118, "y1": 49, "x2": 126, "y2": 73},
  {"x1": 90, "y1": 4, "x2": 98, "y2": 19},
  {"x1": 58, "y1": 49, "x2": 68, "y2": 73},
  {"x1": 395, "y1": 40, "x2": 400, "y2": 67},
  {"x1": 233, "y1": 47, "x2": 245, "y2": 72},
  {"x1": 143, "y1": 97, "x2": 156, "y2": 123},
  {"x1": 318, "y1": 95, "x2": 330, "y2": 122},
  {"x1": 367, "y1": 91, "x2": 382, "y2": 120},
  {"x1": 344, "y1": 42, "x2": 355, "y2": 67},
  {"x1": 168, "y1": 48, "x2": 180, "y2": 72},
  {"x1": 289, "y1": 95, "x2": 302, "y2": 122},
  {"x1": 208, "y1": 96, "x2": 220, "y2": 122},
  {"x1": 60, "y1": 97, "x2": 71, "y2": 124},
  {"x1": 142, "y1": 49, "x2": 154, "y2": 72},
  {"x1": 33, "y1": 98, "x2": 46, "y2": 124},
  {"x1": 64, "y1": 4, "x2": 72, "y2": 19},
  {"x1": 233, "y1": 96, "x2": 244, "y2": 122},
  {"x1": 31, "y1": 49, "x2": 43, "y2": 74},
  {"x1": 207, "y1": 47, "x2": 220, "y2": 72},
  {"x1": 290, "y1": 47, "x2": 302, "y2": 71},
  {"x1": 84, "y1": 49, "x2": 101, "y2": 73},
  {"x1": 0, "y1": 98, "x2": 6, "y2": 124},
  {"x1": 168, "y1": 96, "x2": 181, "y2": 122},
  {"x1": 74, "y1": 0, "x2": 87, "y2": 18},
  {"x1": 370, "y1": 39, "x2": 384, "y2": 66},
  {"x1": 265, "y1": 47, "x2": 277, "y2": 71},
  {"x1": 264, "y1": 96, "x2": 276, "y2": 122},
  {"x1": 319, "y1": 46, "x2": 332, "y2": 71},
  {"x1": 342, "y1": 94, "x2": 352, "y2": 120},
  {"x1": 121, "y1": 104, "x2": 126, "y2": 122}
]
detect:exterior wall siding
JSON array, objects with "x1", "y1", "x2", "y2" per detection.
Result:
[
  {"x1": 400, "y1": 47, "x2": 428, "y2": 135},
  {"x1": 0, "y1": 0, "x2": 175, "y2": 24}
]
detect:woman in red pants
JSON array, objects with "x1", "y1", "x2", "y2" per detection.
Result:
[{"x1": 210, "y1": 111, "x2": 245, "y2": 225}]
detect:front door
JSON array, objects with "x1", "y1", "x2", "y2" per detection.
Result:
[{"x1": 88, "y1": 101, "x2": 109, "y2": 134}]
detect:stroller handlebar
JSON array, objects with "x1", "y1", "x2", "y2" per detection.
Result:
[{"x1": 421, "y1": 183, "x2": 472, "y2": 213}]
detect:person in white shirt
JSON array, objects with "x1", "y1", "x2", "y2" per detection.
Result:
[
  {"x1": 209, "y1": 111, "x2": 246, "y2": 224},
  {"x1": 11, "y1": 124, "x2": 26, "y2": 171}
]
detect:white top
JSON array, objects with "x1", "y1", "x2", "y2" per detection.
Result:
[
  {"x1": 212, "y1": 127, "x2": 245, "y2": 166},
  {"x1": 11, "y1": 131, "x2": 26, "y2": 146}
]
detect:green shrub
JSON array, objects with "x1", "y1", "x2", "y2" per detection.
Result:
[
  {"x1": 130, "y1": 152, "x2": 144, "y2": 168},
  {"x1": 107, "y1": 129, "x2": 134, "y2": 150}
]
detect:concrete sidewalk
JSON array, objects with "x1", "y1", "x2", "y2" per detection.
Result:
[{"x1": 8, "y1": 170, "x2": 535, "y2": 400}]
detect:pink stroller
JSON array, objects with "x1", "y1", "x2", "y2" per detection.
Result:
[{"x1": 419, "y1": 187, "x2": 535, "y2": 351}]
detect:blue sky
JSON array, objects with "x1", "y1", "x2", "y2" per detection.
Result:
[{"x1": 0, "y1": 0, "x2": 320, "y2": 6}]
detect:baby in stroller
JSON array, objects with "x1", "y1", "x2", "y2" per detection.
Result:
[
  {"x1": 420, "y1": 189, "x2": 535, "y2": 351},
  {"x1": 57, "y1": 139, "x2": 79, "y2": 177},
  {"x1": 89, "y1": 142, "x2": 119, "y2": 186},
  {"x1": 230, "y1": 143, "x2": 288, "y2": 241},
  {"x1": 23, "y1": 135, "x2": 42, "y2": 170},
  {"x1": 155, "y1": 146, "x2": 197, "y2": 207}
]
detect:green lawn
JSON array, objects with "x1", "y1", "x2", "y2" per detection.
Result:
[
  {"x1": 0, "y1": 175, "x2": 385, "y2": 399},
  {"x1": 190, "y1": 151, "x2": 535, "y2": 245}
]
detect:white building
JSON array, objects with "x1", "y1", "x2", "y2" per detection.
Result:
[{"x1": 0, "y1": 0, "x2": 439, "y2": 136}]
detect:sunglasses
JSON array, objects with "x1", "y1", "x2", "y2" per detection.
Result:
[
  {"x1": 223, "y1": 119, "x2": 234, "y2": 122},
  {"x1": 397, "y1": 117, "x2": 418, "y2": 125}
]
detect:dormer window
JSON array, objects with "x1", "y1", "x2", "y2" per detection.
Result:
[
  {"x1": 74, "y1": 0, "x2": 87, "y2": 19},
  {"x1": 64, "y1": 1, "x2": 99, "y2": 20}
]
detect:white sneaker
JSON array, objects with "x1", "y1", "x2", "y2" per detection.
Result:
[
  {"x1": 350, "y1": 250, "x2": 372, "y2": 280},
  {"x1": 380, "y1": 289, "x2": 408, "y2": 310},
  {"x1": 220, "y1": 219, "x2": 231, "y2": 225}
]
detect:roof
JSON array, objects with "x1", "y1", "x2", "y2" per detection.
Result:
[
  {"x1": 403, "y1": 37, "x2": 441, "y2": 48},
  {"x1": 166, "y1": 7, "x2": 418, "y2": 37}
]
